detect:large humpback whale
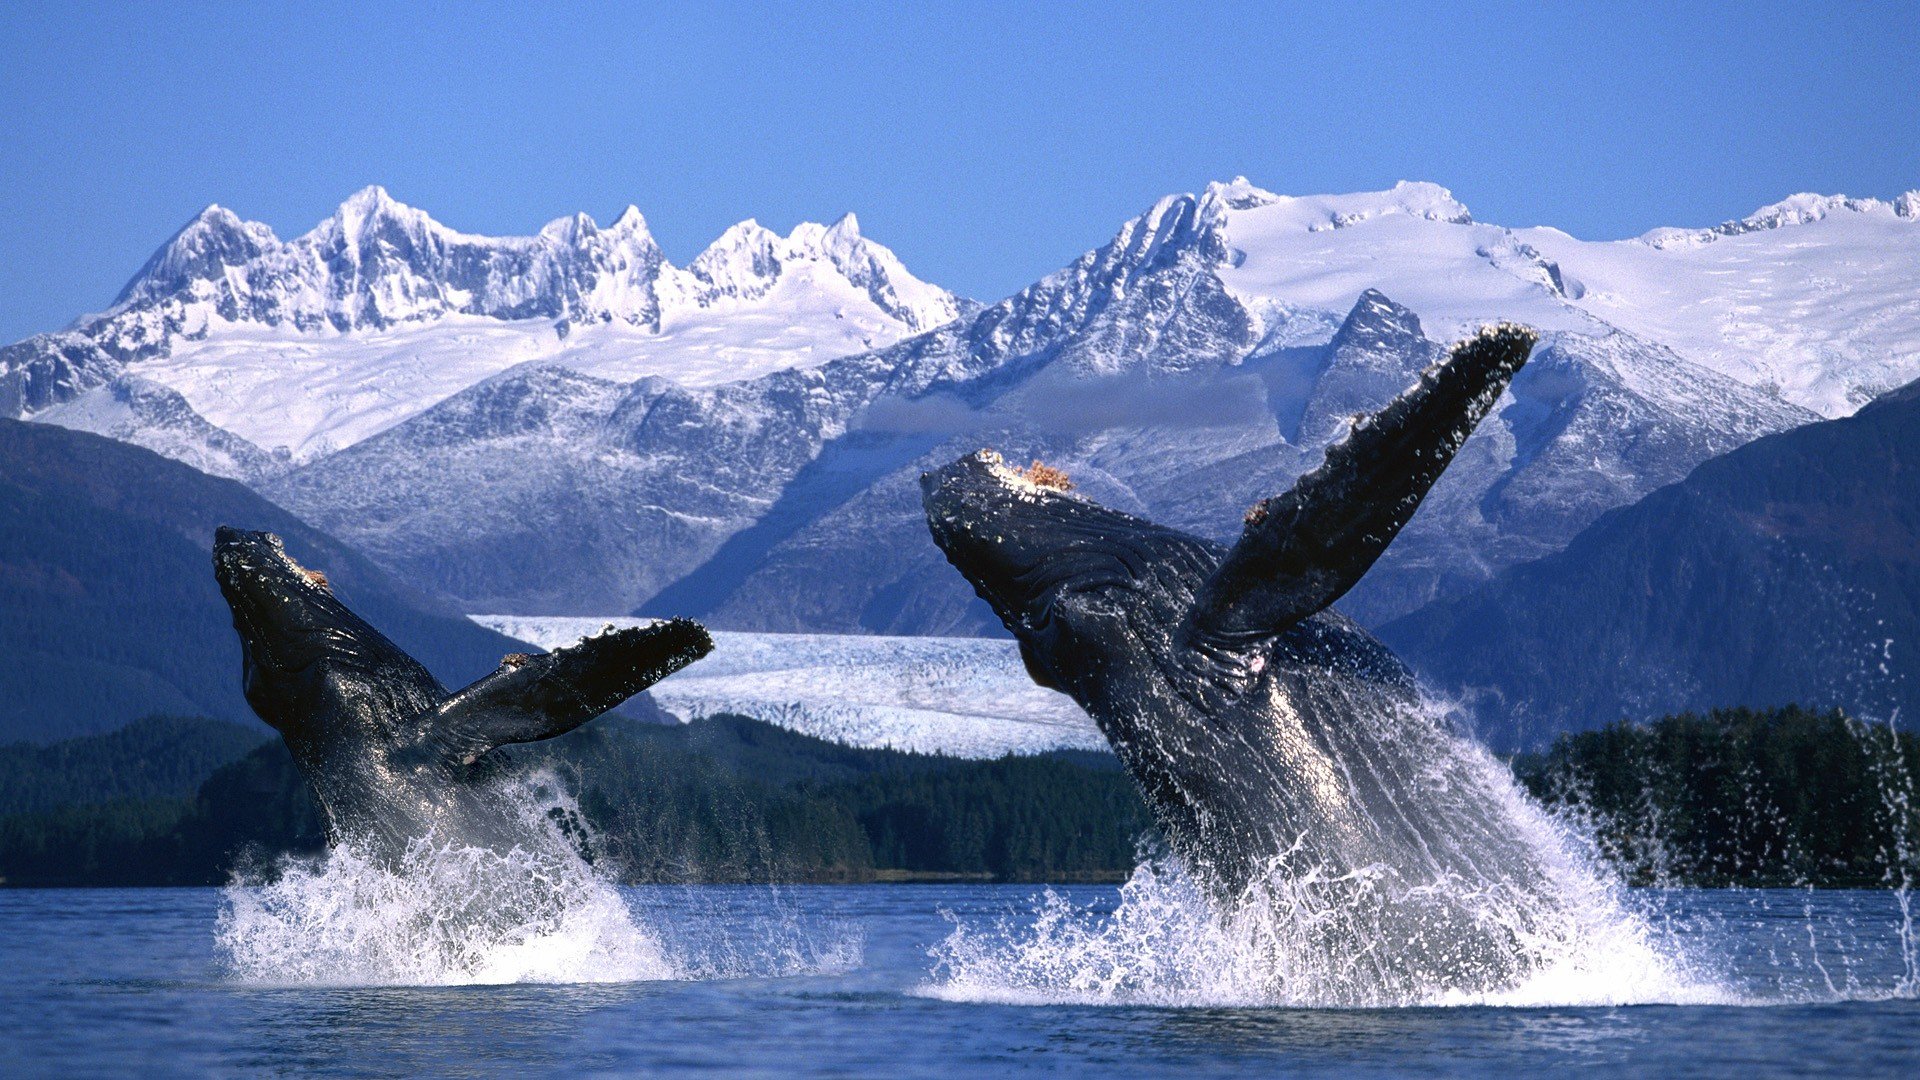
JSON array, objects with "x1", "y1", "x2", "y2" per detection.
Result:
[
  {"x1": 213, "y1": 526, "x2": 712, "y2": 858},
  {"x1": 922, "y1": 324, "x2": 1566, "y2": 997}
]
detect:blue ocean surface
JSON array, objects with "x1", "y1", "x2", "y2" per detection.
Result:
[{"x1": 2, "y1": 884, "x2": 1917, "y2": 1077}]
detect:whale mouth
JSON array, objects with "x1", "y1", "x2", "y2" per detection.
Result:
[
  {"x1": 922, "y1": 452, "x2": 1095, "y2": 633},
  {"x1": 919, "y1": 451, "x2": 1206, "y2": 636}
]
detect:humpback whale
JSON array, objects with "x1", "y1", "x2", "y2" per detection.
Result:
[
  {"x1": 922, "y1": 324, "x2": 1560, "y2": 997},
  {"x1": 213, "y1": 527, "x2": 712, "y2": 858}
]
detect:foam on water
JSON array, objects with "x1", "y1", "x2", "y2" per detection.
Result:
[
  {"x1": 927, "y1": 856, "x2": 1731, "y2": 1009},
  {"x1": 926, "y1": 700, "x2": 1738, "y2": 1009},
  {"x1": 215, "y1": 773, "x2": 860, "y2": 987}
]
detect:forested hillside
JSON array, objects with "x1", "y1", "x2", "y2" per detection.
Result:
[
  {"x1": 4, "y1": 707, "x2": 1914, "y2": 889},
  {"x1": 1387, "y1": 380, "x2": 1920, "y2": 748},
  {"x1": 0, "y1": 715, "x2": 1153, "y2": 886},
  {"x1": 1513, "y1": 706, "x2": 1920, "y2": 887},
  {"x1": 0, "y1": 419, "x2": 523, "y2": 741}
]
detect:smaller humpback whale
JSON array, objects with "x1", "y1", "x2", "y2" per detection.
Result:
[
  {"x1": 213, "y1": 527, "x2": 712, "y2": 858},
  {"x1": 923, "y1": 325, "x2": 1553, "y2": 997}
]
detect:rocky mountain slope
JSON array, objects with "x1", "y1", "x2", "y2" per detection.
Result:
[
  {"x1": 11, "y1": 178, "x2": 1914, "y2": 628},
  {"x1": 1382, "y1": 379, "x2": 1920, "y2": 749}
]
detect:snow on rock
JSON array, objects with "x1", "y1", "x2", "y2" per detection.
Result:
[
  {"x1": 4, "y1": 187, "x2": 961, "y2": 460},
  {"x1": 15, "y1": 177, "x2": 1917, "y2": 631},
  {"x1": 1522, "y1": 192, "x2": 1920, "y2": 417},
  {"x1": 33, "y1": 375, "x2": 283, "y2": 481},
  {"x1": 277, "y1": 183, "x2": 1828, "y2": 627},
  {"x1": 1200, "y1": 178, "x2": 1920, "y2": 417},
  {"x1": 471, "y1": 616, "x2": 1102, "y2": 758}
]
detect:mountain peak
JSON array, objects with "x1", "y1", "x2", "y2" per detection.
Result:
[
  {"x1": 1201, "y1": 176, "x2": 1281, "y2": 214},
  {"x1": 111, "y1": 203, "x2": 277, "y2": 308},
  {"x1": 340, "y1": 184, "x2": 397, "y2": 212},
  {"x1": 1330, "y1": 288, "x2": 1428, "y2": 354},
  {"x1": 538, "y1": 211, "x2": 599, "y2": 243},
  {"x1": 191, "y1": 203, "x2": 238, "y2": 227},
  {"x1": 607, "y1": 205, "x2": 651, "y2": 235},
  {"x1": 325, "y1": 184, "x2": 434, "y2": 246},
  {"x1": 1640, "y1": 190, "x2": 1920, "y2": 249}
]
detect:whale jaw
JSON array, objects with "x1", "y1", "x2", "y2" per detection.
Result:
[{"x1": 921, "y1": 450, "x2": 1224, "y2": 694}]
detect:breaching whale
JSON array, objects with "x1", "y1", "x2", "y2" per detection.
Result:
[
  {"x1": 922, "y1": 324, "x2": 1562, "y2": 997},
  {"x1": 213, "y1": 527, "x2": 713, "y2": 858}
]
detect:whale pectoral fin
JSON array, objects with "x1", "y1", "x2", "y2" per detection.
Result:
[
  {"x1": 1184, "y1": 323, "x2": 1536, "y2": 646},
  {"x1": 429, "y1": 619, "x2": 714, "y2": 763}
]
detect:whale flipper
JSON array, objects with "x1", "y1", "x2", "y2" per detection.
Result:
[
  {"x1": 432, "y1": 620, "x2": 714, "y2": 763},
  {"x1": 1184, "y1": 323, "x2": 1536, "y2": 647}
]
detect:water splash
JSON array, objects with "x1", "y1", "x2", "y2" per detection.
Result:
[
  {"x1": 929, "y1": 698, "x2": 1920, "y2": 1008},
  {"x1": 928, "y1": 854, "x2": 1723, "y2": 1008},
  {"x1": 1852, "y1": 710, "x2": 1920, "y2": 994},
  {"x1": 925, "y1": 695, "x2": 1734, "y2": 1008},
  {"x1": 216, "y1": 772, "x2": 860, "y2": 987}
]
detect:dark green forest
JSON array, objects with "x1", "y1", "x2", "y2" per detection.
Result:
[
  {"x1": 0, "y1": 714, "x2": 1154, "y2": 887},
  {"x1": 3, "y1": 706, "x2": 1915, "y2": 889},
  {"x1": 1512, "y1": 706, "x2": 1920, "y2": 887}
]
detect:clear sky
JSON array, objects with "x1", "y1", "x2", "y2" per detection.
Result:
[{"x1": 2, "y1": 1, "x2": 1915, "y2": 343}]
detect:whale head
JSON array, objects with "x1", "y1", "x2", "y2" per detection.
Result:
[
  {"x1": 921, "y1": 451, "x2": 1219, "y2": 701},
  {"x1": 213, "y1": 527, "x2": 441, "y2": 740}
]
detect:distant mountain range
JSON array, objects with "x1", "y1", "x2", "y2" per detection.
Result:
[
  {"x1": 5, "y1": 179, "x2": 1916, "y2": 632},
  {"x1": 4, "y1": 186, "x2": 960, "y2": 465},
  {"x1": 1384, "y1": 378, "x2": 1920, "y2": 749},
  {"x1": 0, "y1": 419, "x2": 522, "y2": 742}
]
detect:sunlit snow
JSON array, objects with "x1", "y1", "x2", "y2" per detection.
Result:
[{"x1": 472, "y1": 616, "x2": 1102, "y2": 759}]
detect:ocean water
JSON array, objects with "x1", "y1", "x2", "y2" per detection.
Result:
[{"x1": 3, "y1": 883, "x2": 1917, "y2": 1077}]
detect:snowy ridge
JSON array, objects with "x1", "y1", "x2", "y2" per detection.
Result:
[
  {"x1": 1637, "y1": 190, "x2": 1920, "y2": 249},
  {"x1": 472, "y1": 616, "x2": 1101, "y2": 758},
  {"x1": 1196, "y1": 177, "x2": 1920, "y2": 417},
  {"x1": 3, "y1": 187, "x2": 960, "y2": 460},
  {"x1": 12, "y1": 176, "x2": 1917, "y2": 629}
]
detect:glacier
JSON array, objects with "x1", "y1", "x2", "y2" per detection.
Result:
[{"x1": 472, "y1": 615, "x2": 1102, "y2": 759}]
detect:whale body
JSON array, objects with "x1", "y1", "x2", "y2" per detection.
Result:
[
  {"x1": 922, "y1": 324, "x2": 1566, "y2": 998},
  {"x1": 213, "y1": 526, "x2": 712, "y2": 858}
]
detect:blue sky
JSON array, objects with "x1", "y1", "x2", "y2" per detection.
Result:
[{"x1": 1, "y1": 1, "x2": 1915, "y2": 343}]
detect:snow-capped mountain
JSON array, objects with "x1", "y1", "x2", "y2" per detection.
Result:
[
  {"x1": 10, "y1": 177, "x2": 1914, "y2": 629},
  {"x1": 3, "y1": 186, "x2": 960, "y2": 465},
  {"x1": 1200, "y1": 178, "x2": 1920, "y2": 417}
]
